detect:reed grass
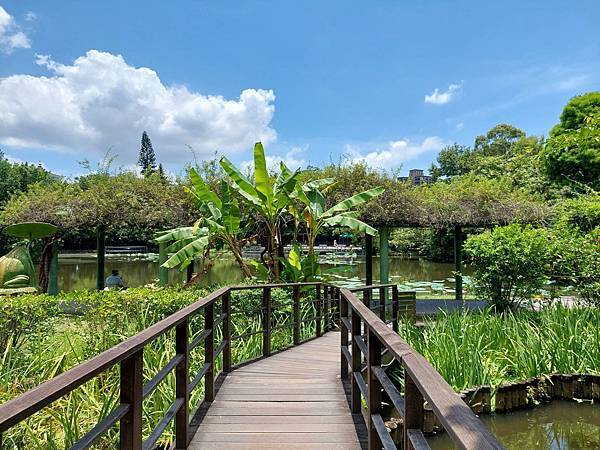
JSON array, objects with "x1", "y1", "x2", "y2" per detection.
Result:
[{"x1": 398, "y1": 305, "x2": 600, "y2": 393}]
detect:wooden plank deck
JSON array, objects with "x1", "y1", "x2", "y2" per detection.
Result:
[{"x1": 189, "y1": 332, "x2": 364, "y2": 449}]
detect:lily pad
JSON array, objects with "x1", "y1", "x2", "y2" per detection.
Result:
[{"x1": 4, "y1": 222, "x2": 58, "y2": 239}]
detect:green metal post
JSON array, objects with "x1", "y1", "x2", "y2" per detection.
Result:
[
  {"x1": 96, "y1": 226, "x2": 105, "y2": 291},
  {"x1": 48, "y1": 242, "x2": 59, "y2": 295},
  {"x1": 379, "y1": 226, "x2": 389, "y2": 305},
  {"x1": 454, "y1": 225, "x2": 463, "y2": 302},
  {"x1": 159, "y1": 241, "x2": 168, "y2": 286},
  {"x1": 365, "y1": 233, "x2": 373, "y2": 286}
]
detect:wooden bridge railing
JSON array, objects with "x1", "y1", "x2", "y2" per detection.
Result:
[
  {"x1": 339, "y1": 286, "x2": 504, "y2": 450},
  {"x1": 0, "y1": 282, "x2": 337, "y2": 449}
]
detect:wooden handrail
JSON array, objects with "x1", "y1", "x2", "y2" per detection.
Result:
[{"x1": 339, "y1": 288, "x2": 504, "y2": 450}]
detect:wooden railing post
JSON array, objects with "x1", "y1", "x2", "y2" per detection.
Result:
[
  {"x1": 262, "y1": 287, "x2": 271, "y2": 357},
  {"x1": 340, "y1": 295, "x2": 349, "y2": 379},
  {"x1": 364, "y1": 288, "x2": 371, "y2": 309},
  {"x1": 175, "y1": 319, "x2": 189, "y2": 448},
  {"x1": 293, "y1": 285, "x2": 300, "y2": 345},
  {"x1": 120, "y1": 349, "x2": 143, "y2": 450},
  {"x1": 335, "y1": 287, "x2": 341, "y2": 326},
  {"x1": 350, "y1": 307, "x2": 362, "y2": 413},
  {"x1": 222, "y1": 291, "x2": 232, "y2": 372},
  {"x1": 367, "y1": 329, "x2": 382, "y2": 450},
  {"x1": 392, "y1": 285, "x2": 399, "y2": 333},
  {"x1": 204, "y1": 303, "x2": 215, "y2": 402},
  {"x1": 378, "y1": 286, "x2": 386, "y2": 322},
  {"x1": 324, "y1": 286, "x2": 330, "y2": 332},
  {"x1": 404, "y1": 369, "x2": 424, "y2": 450},
  {"x1": 316, "y1": 284, "x2": 322, "y2": 337}
]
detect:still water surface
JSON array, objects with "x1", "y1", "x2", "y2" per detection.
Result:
[
  {"x1": 429, "y1": 401, "x2": 600, "y2": 450},
  {"x1": 57, "y1": 253, "x2": 468, "y2": 293}
]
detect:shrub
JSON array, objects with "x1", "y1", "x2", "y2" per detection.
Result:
[
  {"x1": 464, "y1": 224, "x2": 551, "y2": 310},
  {"x1": 0, "y1": 293, "x2": 60, "y2": 349}
]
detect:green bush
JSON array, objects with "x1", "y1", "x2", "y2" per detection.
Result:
[
  {"x1": 464, "y1": 224, "x2": 551, "y2": 310},
  {"x1": 0, "y1": 293, "x2": 60, "y2": 350}
]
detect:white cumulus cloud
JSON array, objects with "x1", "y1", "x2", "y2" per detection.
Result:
[
  {"x1": 0, "y1": 50, "x2": 277, "y2": 163},
  {"x1": 424, "y1": 82, "x2": 462, "y2": 105},
  {"x1": 346, "y1": 136, "x2": 445, "y2": 169},
  {"x1": 0, "y1": 6, "x2": 31, "y2": 53}
]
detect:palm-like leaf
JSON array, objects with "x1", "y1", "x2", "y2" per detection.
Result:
[
  {"x1": 253, "y1": 142, "x2": 272, "y2": 205},
  {"x1": 323, "y1": 215, "x2": 378, "y2": 236},
  {"x1": 162, "y1": 235, "x2": 210, "y2": 270},
  {"x1": 188, "y1": 168, "x2": 221, "y2": 208},
  {"x1": 219, "y1": 156, "x2": 261, "y2": 207},
  {"x1": 323, "y1": 187, "x2": 384, "y2": 218}
]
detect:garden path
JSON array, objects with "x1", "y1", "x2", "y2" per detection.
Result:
[{"x1": 188, "y1": 332, "x2": 364, "y2": 449}]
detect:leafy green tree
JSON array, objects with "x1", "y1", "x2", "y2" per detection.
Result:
[
  {"x1": 0, "y1": 150, "x2": 53, "y2": 206},
  {"x1": 473, "y1": 123, "x2": 526, "y2": 159},
  {"x1": 138, "y1": 131, "x2": 157, "y2": 175},
  {"x1": 550, "y1": 92, "x2": 600, "y2": 136},
  {"x1": 544, "y1": 111, "x2": 600, "y2": 191},
  {"x1": 464, "y1": 224, "x2": 551, "y2": 311},
  {"x1": 430, "y1": 144, "x2": 472, "y2": 179}
]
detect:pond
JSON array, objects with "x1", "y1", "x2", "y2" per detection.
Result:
[
  {"x1": 56, "y1": 252, "x2": 470, "y2": 294},
  {"x1": 429, "y1": 401, "x2": 600, "y2": 449}
]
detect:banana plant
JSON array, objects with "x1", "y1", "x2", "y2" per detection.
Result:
[
  {"x1": 156, "y1": 169, "x2": 253, "y2": 277},
  {"x1": 293, "y1": 178, "x2": 385, "y2": 255},
  {"x1": 220, "y1": 142, "x2": 300, "y2": 279}
]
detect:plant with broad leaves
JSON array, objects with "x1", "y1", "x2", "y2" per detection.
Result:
[
  {"x1": 220, "y1": 142, "x2": 300, "y2": 279},
  {"x1": 156, "y1": 168, "x2": 253, "y2": 277}
]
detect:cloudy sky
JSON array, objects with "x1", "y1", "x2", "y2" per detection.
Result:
[{"x1": 0, "y1": 1, "x2": 599, "y2": 177}]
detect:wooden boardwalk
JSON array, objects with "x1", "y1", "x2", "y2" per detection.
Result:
[{"x1": 189, "y1": 332, "x2": 364, "y2": 449}]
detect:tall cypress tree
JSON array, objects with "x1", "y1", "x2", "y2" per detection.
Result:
[{"x1": 138, "y1": 131, "x2": 157, "y2": 175}]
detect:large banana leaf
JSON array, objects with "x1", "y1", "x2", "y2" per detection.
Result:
[
  {"x1": 323, "y1": 187, "x2": 384, "y2": 218},
  {"x1": 220, "y1": 182, "x2": 241, "y2": 234},
  {"x1": 305, "y1": 188, "x2": 326, "y2": 219},
  {"x1": 303, "y1": 178, "x2": 335, "y2": 191},
  {"x1": 162, "y1": 235, "x2": 209, "y2": 270},
  {"x1": 155, "y1": 227, "x2": 195, "y2": 243},
  {"x1": 188, "y1": 168, "x2": 221, "y2": 208},
  {"x1": 220, "y1": 157, "x2": 261, "y2": 207},
  {"x1": 253, "y1": 142, "x2": 272, "y2": 205},
  {"x1": 323, "y1": 215, "x2": 378, "y2": 236}
]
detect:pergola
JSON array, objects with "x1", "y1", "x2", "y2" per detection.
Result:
[{"x1": 357, "y1": 179, "x2": 547, "y2": 301}]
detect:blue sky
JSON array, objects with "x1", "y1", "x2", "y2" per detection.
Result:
[{"x1": 0, "y1": 1, "x2": 599, "y2": 177}]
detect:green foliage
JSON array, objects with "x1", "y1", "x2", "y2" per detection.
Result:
[
  {"x1": 550, "y1": 92, "x2": 600, "y2": 136},
  {"x1": 399, "y1": 306, "x2": 600, "y2": 393},
  {"x1": 138, "y1": 131, "x2": 157, "y2": 176},
  {"x1": 0, "y1": 172, "x2": 195, "y2": 245},
  {"x1": 0, "y1": 150, "x2": 53, "y2": 207},
  {"x1": 464, "y1": 224, "x2": 551, "y2": 310},
  {"x1": 549, "y1": 225, "x2": 600, "y2": 305},
  {"x1": 0, "y1": 293, "x2": 60, "y2": 349},
  {"x1": 553, "y1": 193, "x2": 600, "y2": 232},
  {"x1": 544, "y1": 111, "x2": 600, "y2": 191}
]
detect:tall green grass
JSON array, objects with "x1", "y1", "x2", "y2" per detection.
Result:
[{"x1": 398, "y1": 306, "x2": 600, "y2": 392}]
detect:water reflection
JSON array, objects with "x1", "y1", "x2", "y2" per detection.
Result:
[
  {"x1": 57, "y1": 253, "x2": 465, "y2": 293},
  {"x1": 429, "y1": 401, "x2": 600, "y2": 450}
]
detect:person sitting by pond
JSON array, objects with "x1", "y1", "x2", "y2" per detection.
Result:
[{"x1": 105, "y1": 269, "x2": 126, "y2": 290}]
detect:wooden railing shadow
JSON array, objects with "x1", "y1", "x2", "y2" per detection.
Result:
[{"x1": 0, "y1": 282, "x2": 503, "y2": 450}]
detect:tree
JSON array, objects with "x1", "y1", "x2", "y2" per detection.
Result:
[
  {"x1": 430, "y1": 143, "x2": 471, "y2": 178},
  {"x1": 138, "y1": 131, "x2": 157, "y2": 175},
  {"x1": 474, "y1": 123, "x2": 526, "y2": 159},
  {"x1": 544, "y1": 93, "x2": 600, "y2": 191},
  {"x1": 550, "y1": 92, "x2": 600, "y2": 136},
  {"x1": 0, "y1": 150, "x2": 53, "y2": 207}
]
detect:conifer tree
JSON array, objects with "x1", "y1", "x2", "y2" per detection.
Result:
[{"x1": 138, "y1": 131, "x2": 157, "y2": 175}]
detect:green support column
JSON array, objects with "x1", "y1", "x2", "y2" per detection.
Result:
[
  {"x1": 365, "y1": 233, "x2": 373, "y2": 286},
  {"x1": 454, "y1": 225, "x2": 463, "y2": 302},
  {"x1": 96, "y1": 226, "x2": 106, "y2": 291},
  {"x1": 379, "y1": 226, "x2": 390, "y2": 305},
  {"x1": 379, "y1": 226, "x2": 390, "y2": 285},
  {"x1": 48, "y1": 242, "x2": 59, "y2": 295},
  {"x1": 159, "y1": 241, "x2": 168, "y2": 286}
]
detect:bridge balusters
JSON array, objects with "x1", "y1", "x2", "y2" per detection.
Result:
[
  {"x1": 392, "y1": 285, "x2": 399, "y2": 332},
  {"x1": 120, "y1": 349, "x2": 143, "y2": 449},
  {"x1": 340, "y1": 296, "x2": 349, "y2": 379},
  {"x1": 379, "y1": 286, "x2": 386, "y2": 322},
  {"x1": 293, "y1": 285, "x2": 301, "y2": 345},
  {"x1": 404, "y1": 368, "x2": 424, "y2": 450},
  {"x1": 175, "y1": 318, "x2": 189, "y2": 448},
  {"x1": 350, "y1": 306, "x2": 362, "y2": 413},
  {"x1": 316, "y1": 284, "x2": 322, "y2": 337},
  {"x1": 367, "y1": 329, "x2": 383, "y2": 450},
  {"x1": 204, "y1": 302, "x2": 214, "y2": 402},
  {"x1": 221, "y1": 291, "x2": 232, "y2": 372}
]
